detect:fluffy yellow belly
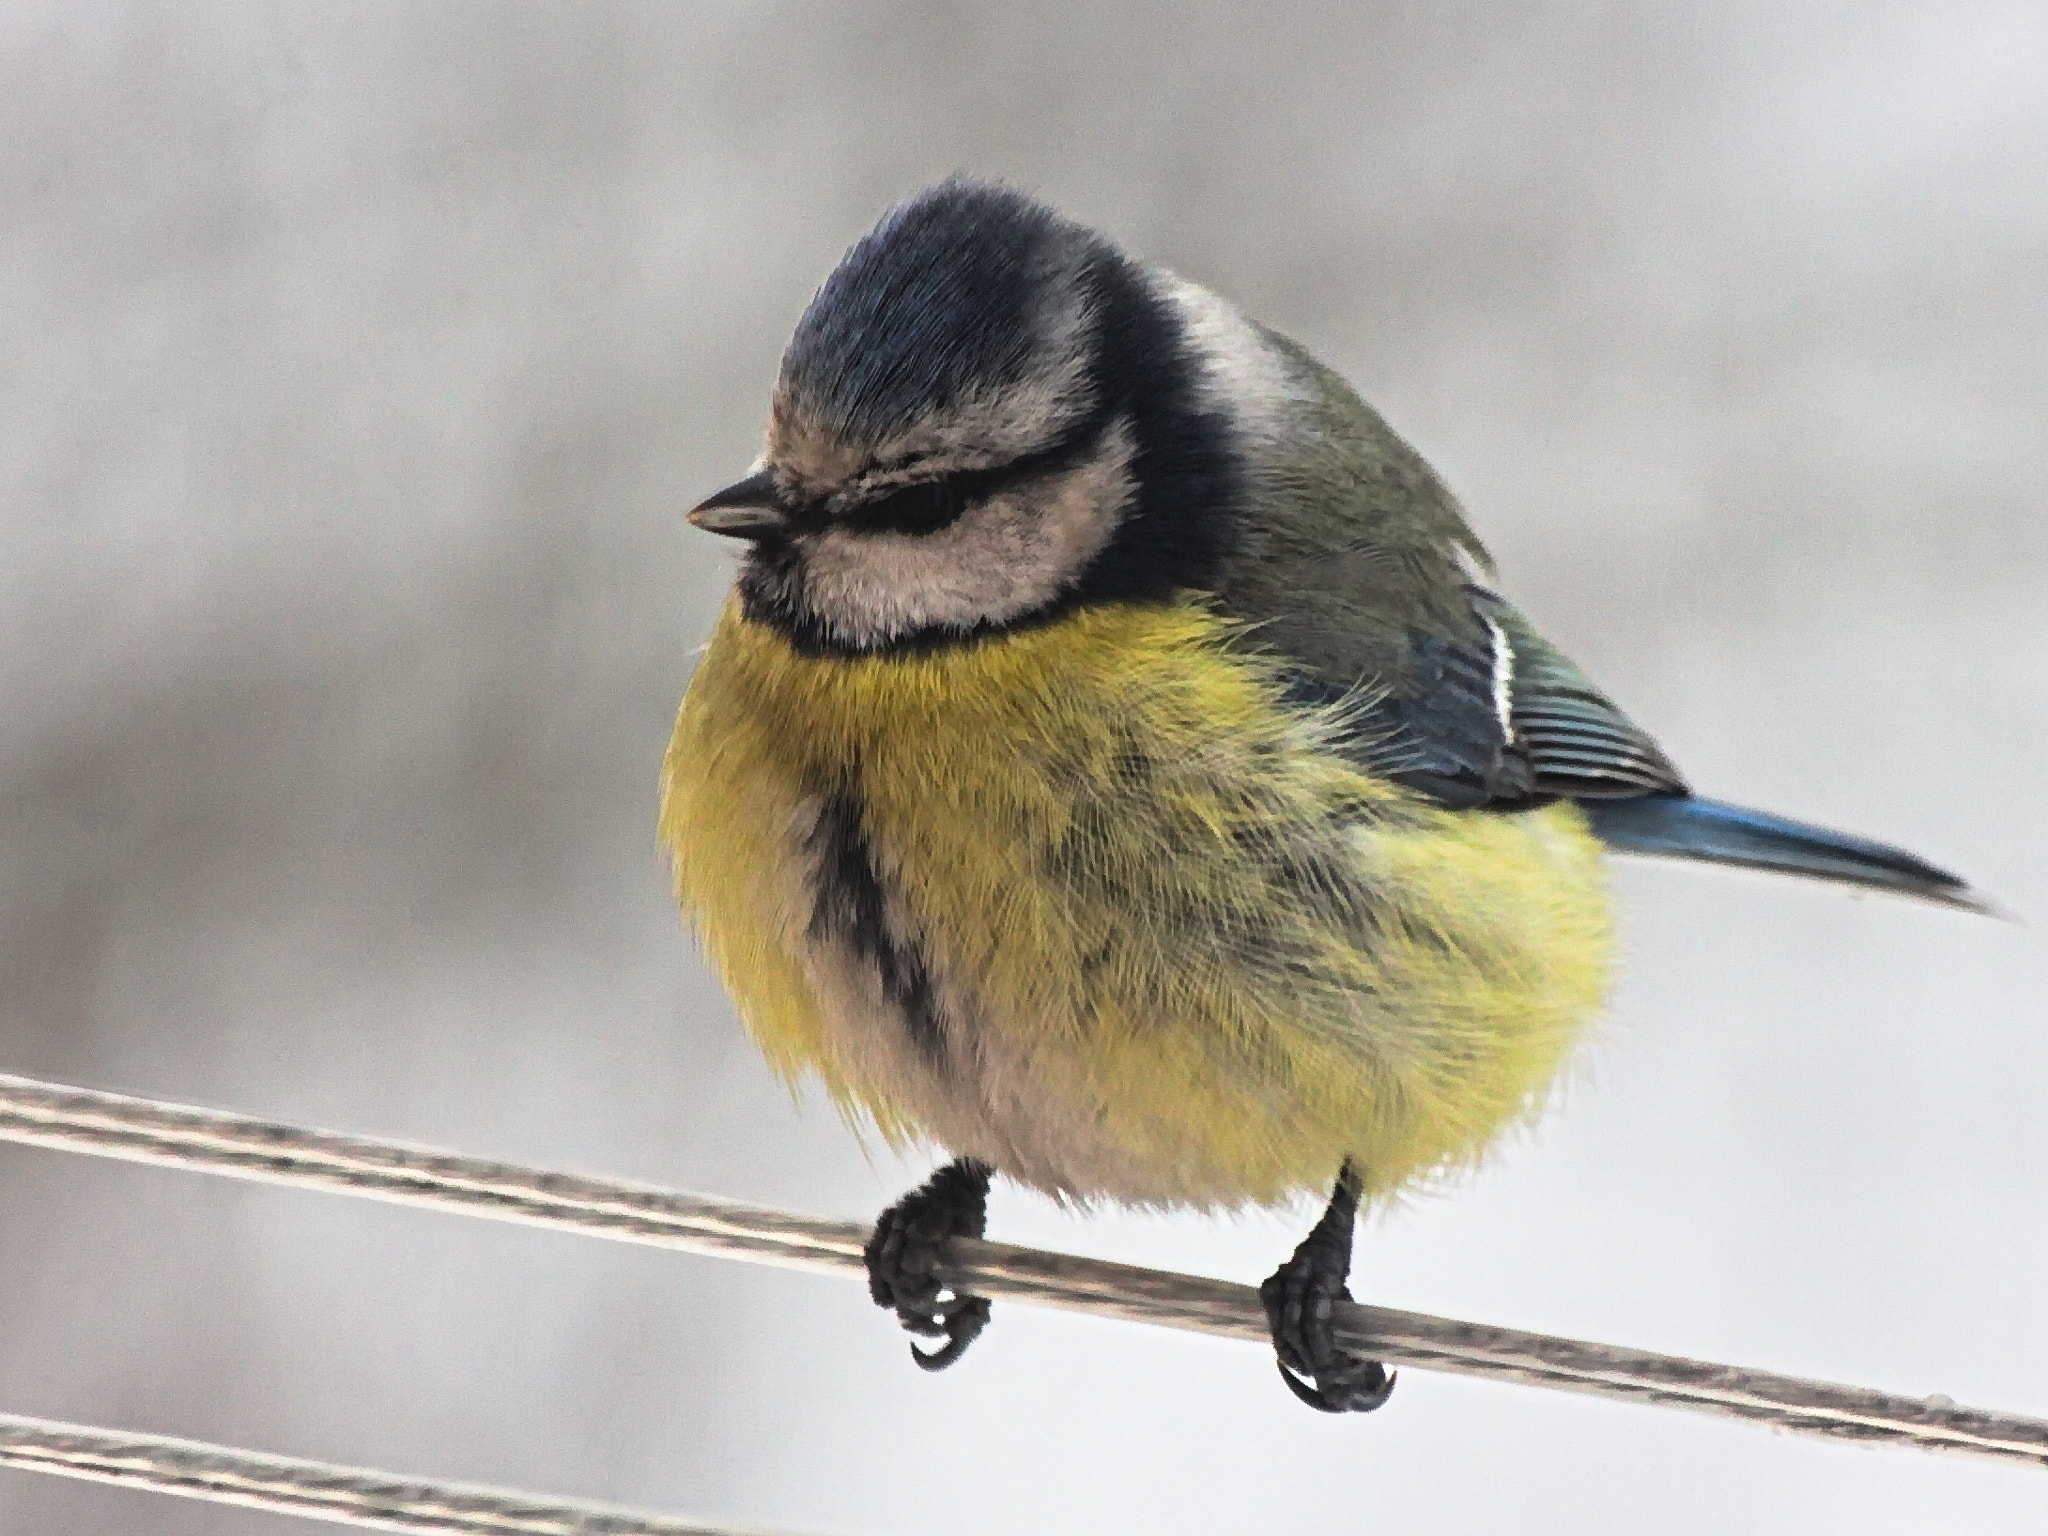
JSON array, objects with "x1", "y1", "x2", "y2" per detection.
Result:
[{"x1": 660, "y1": 595, "x2": 1615, "y2": 1209}]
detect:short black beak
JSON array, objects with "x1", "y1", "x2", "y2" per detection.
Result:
[{"x1": 686, "y1": 468, "x2": 790, "y2": 540}]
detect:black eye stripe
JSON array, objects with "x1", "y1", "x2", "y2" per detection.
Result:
[
  {"x1": 842, "y1": 479, "x2": 968, "y2": 534},
  {"x1": 834, "y1": 402, "x2": 1121, "y2": 537}
]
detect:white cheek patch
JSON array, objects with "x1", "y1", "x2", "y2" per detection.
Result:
[{"x1": 797, "y1": 423, "x2": 1135, "y2": 647}]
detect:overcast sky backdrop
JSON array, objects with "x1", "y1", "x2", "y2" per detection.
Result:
[{"x1": 3, "y1": 4, "x2": 2045, "y2": 1532}]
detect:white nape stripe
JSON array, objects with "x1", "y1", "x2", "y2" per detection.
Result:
[{"x1": 1156, "y1": 274, "x2": 1308, "y2": 446}]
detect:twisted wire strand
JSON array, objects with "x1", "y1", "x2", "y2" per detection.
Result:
[
  {"x1": 2, "y1": 1072, "x2": 2044, "y2": 1469},
  {"x1": 0, "y1": 1412, "x2": 772, "y2": 1533}
]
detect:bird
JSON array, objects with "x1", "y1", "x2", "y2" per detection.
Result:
[{"x1": 659, "y1": 177, "x2": 1986, "y2": 1412}]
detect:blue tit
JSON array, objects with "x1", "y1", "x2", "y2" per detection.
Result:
[{"x1": 660, "y1": 178, "x2": 1985, "y2": 1411}]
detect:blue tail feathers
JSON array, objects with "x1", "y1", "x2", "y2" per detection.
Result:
[{"x1": 1581, "y1": 793, "x2": 1986, "y2": 912}]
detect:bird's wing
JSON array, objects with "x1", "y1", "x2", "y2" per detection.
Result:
[
  {"x1": 1214, "y1": 330, "x2": 1683, "y2": 811},
  {"x1": 1479, "y1": 593, "x2": 1686, "y2": 801},
  {"x1": 1278, "y1": 585, "x2": 1685, "y2": 810},
  {"x1": 1278, "y1": 595, "x2": 1532, "y2": 810},
  {"x1": 1210, "y1": 330, "x2": 1978, "y2": 907}
]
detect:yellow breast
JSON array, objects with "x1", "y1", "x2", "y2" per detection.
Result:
[{"x1": 660, "y1": 594, "x2": 1615, "y2": 1209}]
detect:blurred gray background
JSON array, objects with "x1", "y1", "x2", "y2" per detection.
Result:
[{"x1": 3, "y1": 3, "x2": 2044, "y2": 1532}]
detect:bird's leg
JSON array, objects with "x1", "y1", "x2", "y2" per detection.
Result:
[
  {"x1": 863, "y1": 1158, "x2": 994, "y2": 1372},
  {"x1": 1259, "y1": 1159, "x2": 1396, "y2": 1412}
]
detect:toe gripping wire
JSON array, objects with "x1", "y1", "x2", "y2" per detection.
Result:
[
  {"x1": 864, "y1": 1158, "x2": 994, "y2": 1371},
  {"x1": 2, "y1": 1066, "x2": 2047, "y2": 1511},
  {"x1": 1260, "y1": 1161, "x2": 1396, "y2": 1413}
]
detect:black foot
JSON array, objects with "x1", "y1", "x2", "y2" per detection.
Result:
[
  {"x1": 863, "y1": 1159, "x2": 994, "y2": 1372},
  {"x1": 1258, "y1": 1161, "x2": 1396, "y2": 1413}
]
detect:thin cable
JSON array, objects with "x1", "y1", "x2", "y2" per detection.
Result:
[
  {"x1": 0, "y1": 1412, "x2": 775, "y2": 1533},
  {"x1": 2, "y1": 1071, "x2": 2043, "y2": 1468}
]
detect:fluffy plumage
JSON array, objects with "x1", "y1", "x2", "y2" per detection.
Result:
[
  {"x1": 662, "y1": 178, "x2": 1982, "y2": 1218},
  {"x1": 664, "y1": 596, "x2": 1612, "y2": 1206}
]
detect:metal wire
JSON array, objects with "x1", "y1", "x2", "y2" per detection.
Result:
[
  {"x1": 0, "y1": 1412, "x2": 772, "y2": 1533},
  {"x1": 3, "y1": 1071, "x2": 2044, "y2": 1470}
]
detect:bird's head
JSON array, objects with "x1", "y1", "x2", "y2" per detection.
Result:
[{"x1": 689, "y1": 179, "x2": 1245, "y2": 654}]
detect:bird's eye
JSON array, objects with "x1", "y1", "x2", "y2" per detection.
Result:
[{"x1": 844, "y1": 479, "x2": 968, "y2": 535}]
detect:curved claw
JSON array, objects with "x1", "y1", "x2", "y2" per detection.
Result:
[
  {"x1": 910, "y1": 1296, "x2": 991, "y2": 1372},
  {"x1": 1277, "y1": 1358, "x2": 1396, "y2": 1413},
  {"x1": 864, "y1": 1159, "x2": 995, "y2": 1372},
  {"x1": 1260, "y1": 1161, "x2": 1397, "y2": 1414}
]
